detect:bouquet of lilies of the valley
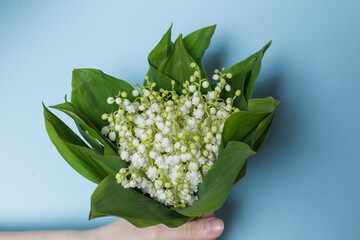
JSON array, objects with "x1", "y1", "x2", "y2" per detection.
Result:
[{"x1": 43, "y1": 25, "x2": 281, "y2": 228}]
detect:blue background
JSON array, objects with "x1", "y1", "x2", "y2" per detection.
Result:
[{"x1": 1, "y1": 0, "x2": 359, "y2": 239}]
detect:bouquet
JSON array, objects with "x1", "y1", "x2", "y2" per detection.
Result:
[{"x1": 43, "y1": 25, "x2": 281, "y2": 228}]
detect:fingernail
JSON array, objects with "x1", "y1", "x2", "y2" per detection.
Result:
[{"x1": 206, "y1": 218, "x2": 224, "y2": 236}]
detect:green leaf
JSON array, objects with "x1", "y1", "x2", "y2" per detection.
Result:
[
  {"x1": 173, "y1": 141, "x2": 255, "y2": 217},
  {"x1": 50, "y1": 102, "x2": 117, "y2": 154},
  {"x1": 43, "y1": 104, "x2": 108, "y2": 184},
  {"x1": 76, "y1": 123, "x2": 103, "y2": 154},
  {"x1": 158, "y1": 35, "x2": 196, "y2": 86},
  {"x1": 149, "y1": 64, "x2": 183, "y2": 94},
  {"x1": 90, "y1": 176, "x2": 192, "y2": 228},
  {"x1": 183, "y1": 25, "x2": 216, "y2": 79},
  {"x1": 221, "y1": 41, "x2": 271, "y2": 110},
  {"x1": 222, "y1": 97, "x2": 280, "y2": 147},
  {"x1": 234, "y1": 161, "x2": 247, "y2": 182},
  {"x1": 247, "y1": 96, "x2": 280, "y2": 113},
  {"x1": 222, "y1": 111, "x2": 269, "y2": 146},
  {"x1": 148, "y1": 25, "x2": 173, "y2": 68},
  {"x1": 233, "y1": 97, "x2": 281, "y2": 182},
  {"x1": 252, "y1": 115, "x2": 274, "y2": 151},
  {"x1": 71, "y1": 69, "x2": 135, "y2": 130},
  {"x1": 243, "y1": 41, "x2": 271, "y2": 102},
  {"x1": 72, "y1": 146, "x2": 127, "y2": 177}
]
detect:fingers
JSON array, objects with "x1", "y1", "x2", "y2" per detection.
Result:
[{"x1": 157, "y1": 217, "x2": 224, "y2": 240}]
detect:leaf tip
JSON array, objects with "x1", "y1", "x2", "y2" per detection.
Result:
[
  {"x1": 88, "y1": 211, "x2": 95, "y2": 220},
  {"x1": 263, "y1": 40, "x2": 272, "y2": 53}
]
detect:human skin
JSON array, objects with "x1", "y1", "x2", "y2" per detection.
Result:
[{"x1": 0, "y1": 213, "x2": 224, "y2": 240}]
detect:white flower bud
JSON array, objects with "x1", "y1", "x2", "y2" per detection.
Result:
[
  {"x1": 162, "y1": 138, "x2": 170, "y2": 147},
  {"x1": 140, "y1": 133, "x2": 148, "y2": 141},
  {"x1": 138, "y1": 144, "x2": 145, "y2": 153},
  {"x1": 162, "y1": 127, "x2": 170, "y2": 135},
  {"x1": 207, "y1": 91, "x2": 215, "y2": 100},
  {"x1": 101, "y1": 126, "x2": 110, "y2": 135},
  {"x1": 225, "y1": 84, "x2": 231, "y2": 92},
  {"x1": 139, "y1": 105, "x2": 145, "y2": 111},
  {"x1": 149, "y1": 151, "x2": 157, "y2": 159},
  {"x1": 155, "y1": 133, "x2": 163, "y2": 142},
  {"x1": 192, "y1": 96, "x2": 200, "y2": 106},
  {"x1": 123, "y1": 99, "x2": 130, "y2": 106},
  {"x1": 132, "y1": 90, "x2": 139, "y2": 97},
  {"x1": 189, "y1": 162, "x2": 199, "y2": 171},
  {"x1": 211, "y1": 125, "x2": 217, "y2": 133},
  {"x1": 107, "y1": 97, "x2": 114, "y2": 104},
  {"x1": 132, "y1": 138, "x2": 139, "y2": 147},
  {"x1": 212, "y1": 74, "x2": 219, "y2": 81},
  {"x1": 189, "y1": 85, "x2": 196, "y2": 93},
  {"x1": 180, "y1": 145, "x2": 187, "y2": 153},
  {"x1": 202, "y1": 81, "x2": 209, "y2": 88},
  {"x1": 144, "y1": 90, "x2": 150, "y2": 97},
  {"x1": 193, "y1": 109, "x2": 204, "y2": 119},
  {"x1": 115, "y1": 98, "x2": 122, "y2": 105},
  {"x1": 109, "y1": 131, "x2": 116, "y2": 141},
  {"x1": 101, "y1": 114, "x2": 108, "y2": 120}
]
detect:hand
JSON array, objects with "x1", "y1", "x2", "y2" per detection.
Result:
[
  {"x1": 93, "y1": 213, "x2": 224, "y2": 240},
  {"x1": 0, "y1": 214, "x2": 224, "y2": 240}
]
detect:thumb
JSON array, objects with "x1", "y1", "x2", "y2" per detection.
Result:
[{"x1": 172, "y1": 217, "x2": 224, "y2": 240}]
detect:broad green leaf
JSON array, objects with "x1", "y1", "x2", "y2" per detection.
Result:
[
  {"x1": 149, "y1": 64, "x2": 183, "y2": 94},
  {"x1": 183, "y1": 25, "x2": 216, "y2": 79},
  {"x1": 50, "y1": 102, "x2": 117, "y2": 154},
  {"x1": 145, "y1": 25, "x2": 173, "y2": 88},
  {"x1": 148, "y1": 25, "x2": 173, "y2": 68},
  {"x1": 173, "y1": 141, "x2": 255, "y2": 217},
  {"x1": 220, "y1": 41, "x2": 271, "y2": 110},
  {"x1": 43, "y1": 104, "x2": 108, "y2": 184},
  {"x1": 76, "y1": 123, "x2": 103, "y2": 154},
  {"x1": 223, "y1": 97, "x2": 280, "y2": 147},
  {"x1": 243, "y1": 41, "x2": 271, "y2": 102},
  {"x1": 234, "y1": 161, "x2": 247, "y2": 183},
  {"x1": 89, "y1": 176, "x2": 192, "y2": 228},
  {"x1": 233, "y1": 97, "x2": 281, "y2": 182},
  {"x1": 234, "y1": 114, "x2": 273, "y2": 183},
  {"x1": 247, "y1": 96, "x2": 280, "y2": 113},
  {"x1": 158, "y1": 35, "x2": 196, "y2": 86},
  {"x1": 72, "y1": 146, "x2": 127, "y2": 177},
  {"x1": 222, "y1": 111, "x2": 269, "y2": 146},
  {"x1": 71, "y1": 69, "x2": 135, "y2": 130},
  {"x1": 252, "y1": 116, "x2": 274, "y2": 151},
  {"x1": 245, "y1": 97, "x2": 281, "y2": 150}
]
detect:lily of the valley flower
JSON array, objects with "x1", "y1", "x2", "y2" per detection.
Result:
[{"x1": 102, "y1": 63, "x2": 240, "y2": 208}]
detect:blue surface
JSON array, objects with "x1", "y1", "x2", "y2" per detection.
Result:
[{"x1": 1, "y1": 0, "x2": 360, "y2": 239}]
